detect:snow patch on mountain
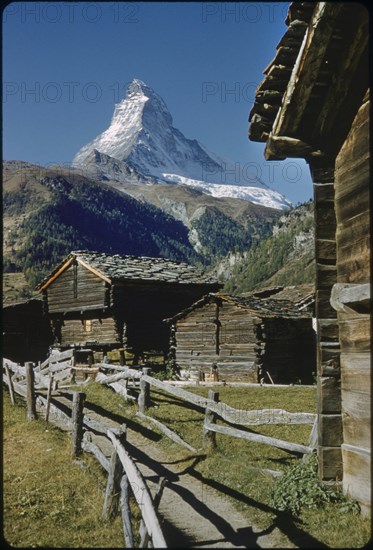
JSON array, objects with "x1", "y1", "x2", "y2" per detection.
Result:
[{"x1": 163, "y1": 174, "x2": 292, "y2": 210}]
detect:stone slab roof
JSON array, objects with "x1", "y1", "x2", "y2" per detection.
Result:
[
  {"x1": 37, "y1": 250, "x2": 220, "y2": 290},
  {"x1": 166, "y1": 291, "x2": 313, "y2": 323}
]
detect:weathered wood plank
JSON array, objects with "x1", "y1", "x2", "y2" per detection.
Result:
[
  {"x1": 82, "y1": 432, "x2": 110, "y2": 473},
  {"x1": 143, "y1": 374, "x2": 315, "y2": 425},
  {"x1": 71, "y1": 392, "x2": 85, "y2": 456},
  {"x1": 341, "y1": 389, "x2": 371, "y2": 448},
  {"x1": 318, "y1": 446, "x2": 342, "y2": 480},
  {"x1": 102, "y1": 448, "x2": 124, "y2": 521},
  {"x1": 340, "y1": 352, "x2": 371, "y2": 392},
  {"x1": 338, "y1": 318, "x2": 370, "y2": 351},
  {"x1": 204, "y1": 421, "x2": 314, "y2": 455},
  {"x1": 136, "y1": 412, "x2": 197, "y2": 452},
  {"x1": 341, "y1": 443, "x2": 371, "y2": 511},
  {"x1": 317, "y1": 376, "x2": 341, "y2": 414},
  {"x1": 107, "y1": 431, "x2": 167, "y2": 548},
  {"x1": 317, "y1": 414, "x2": 343, "y2": 447}
]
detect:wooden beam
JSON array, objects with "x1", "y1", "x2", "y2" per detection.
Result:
[
  {"x1": 204, "y1": 421, "x2": 315, "y2": 455},
  {"x1": 37, "y1": 257, "x2": 74, "y2": 291},
  {"x1": 76, "y1": 257, "x2": 112, "y2": 285},
  {"x1": 330, "y1": 283, "x2": 370, "y2": 314},
  {"x1": 264, "y1": 135, "x2": 324, "y2": 161},
  {"x1": 136, "y1": 411, "x2": 197, "y2": 453},
  {"x1": 270, "y1": 3, "x2": 343, "y2": 139}
]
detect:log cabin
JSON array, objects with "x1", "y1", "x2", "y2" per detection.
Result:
[
  {"x1": 2, "y1": 299, "x2": 53, "y2": 363},
  {"x1": 36, "y1": 251, "x2": 222, "y2": 360},
  {"x1": 249, "y1": 2, "x2": 370, "y2": 513},
  {"x1": 165, "y1": 291, "x2": 315, "y2": 384}
]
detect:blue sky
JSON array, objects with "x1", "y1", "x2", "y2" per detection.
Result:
[{"x1": 3, "y1": 2, "x2": 313, "y2": 203}]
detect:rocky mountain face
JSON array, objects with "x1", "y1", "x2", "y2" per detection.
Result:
[{"x1": 73, "y1": 79, "x2": 292, "y2": 210}]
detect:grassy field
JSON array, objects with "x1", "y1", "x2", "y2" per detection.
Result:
[
  {"x1": 3, "y1": 382, "x2": 371, "y2": 548},
  {"x1": 2, "y1": 391, "x2": 136, "y2": 548}
]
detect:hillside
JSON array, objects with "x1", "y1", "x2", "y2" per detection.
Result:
[
  {"x1": 223, "y1": 200, "x2": 315, "y2": 294},
  {"x1": 3, "y1": 162, "x2": 199, "y2": 287},
  {"x1": 3, "y1": 161, "x2": 280, "y2": 289}
]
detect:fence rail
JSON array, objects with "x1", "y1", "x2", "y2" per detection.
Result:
[
  {"x1": 3, "y1": 350, "x2": 317, "y2": 546},
  {"x1": 2, "y1": 356, "x2": 168, "y2": 548}
]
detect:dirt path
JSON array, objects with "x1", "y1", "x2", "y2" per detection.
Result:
[{"x1": 44, "y1": 392, "x2": 292, "y2": 548}]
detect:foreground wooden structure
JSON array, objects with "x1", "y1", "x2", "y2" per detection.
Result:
[
  {"x1": 2, "y1": 299, "x2": 53, "y2": 363},
  {"x1": 36, "y1": 251, "x2": 221, "y2": 360},
  {"x1": 249, "y1": 1, "x2": 370, "y2": 514},
  {"x1": 166, "y1": 291, "x2": 315, "y2": 383}
]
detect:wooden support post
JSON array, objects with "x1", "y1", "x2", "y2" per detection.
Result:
[
  {"x1": 45, "y1": 375, "x2": 54, "y2": 425},
  {"x1": 25, "y1": 362, "x2": 37, "y2": 421},
  {"x1": 138, "y1": 367, "x2": 151, "y2": 414},
  {"x1": 139, "y1": 477, "x2": 166, "y2": 548},
  {"x1": 203, "y1": 390, "x2": 219, "y2": 451},
  {"x1": 71, "y1": 392, "x2": 85, "y2": 457},
  {"x1": 120, "y1": 474, "x2": 134, "y2": 547},
  {"x1": 102, "y1": 425, "x2": 126, "y2": 522},
  {"x1": 4, "y1": 363, "x2": 15, "y2": 405},
  {"x1": 71, "y1": 350, "x2": 76, "y2": 383},
  {"x1": 119, "y1": 348, "x2": 125, "y2": 366}
]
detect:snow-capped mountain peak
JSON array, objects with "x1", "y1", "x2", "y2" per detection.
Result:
[{"x1": 73, "y1": 79, "x2": 291, "y2": 210}]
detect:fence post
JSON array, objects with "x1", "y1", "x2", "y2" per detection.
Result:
[
  {"x1": 203, "y1": 390, "x2": 219, "y2": 451},
  {"x1": 139, "y1": 476, "x2": 166, "y2": 547},
  {"x1": 120, "y1": 474, "x2": 134, "y2": 547},
  {"x1": 102, "y1": 425, "x2": 126, "y2": 522},
  {"x1": 4, "y1": 363, "x2": 16, "y2": 406},
  {"x1": 71, "y1": 392, "x2": 85, "y2": 457},
  {"x1": 138, "y1": 367, "x2": 151, "y2": 414},
  {"x1": 45, "y1": 375, "x2": 54, "y2": 425},
  {"x1": 25, "y1": 362, "x2": 37, "y2": 421}
]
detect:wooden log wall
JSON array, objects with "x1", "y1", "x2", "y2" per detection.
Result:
[
  {"x1": 174, "y1": 302, "x2": 219, "y2": 374},
  {"x1": 217, "y1": 302, "x2": 259, "y2": 382},
  {"x1": 46, "y1": 262, "x2": 108, "y2": 314},
  {"x1": 60, "y1": 317, "x2": 120, "y2": 347},
  {"x1": 334, "y1": 90, "x2": 370, "y2": 513},
  {"x1": 312, "y1": 180, "x2": 342, "y2": 481}
]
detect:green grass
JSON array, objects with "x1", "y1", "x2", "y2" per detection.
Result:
[
  {"x1": 134, "y1": 384, "x2": 371, "y2": 548},
  {"x1": 4, "y1": 383, "x2": 371, "y2": 548},
  {"x1": 2, "y1": 391, "x2": 134, "y2": 548}
]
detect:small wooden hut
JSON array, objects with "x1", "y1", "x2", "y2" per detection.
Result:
[
  {"x1": 36, "y1": 251, "x2": 222, "y2": 359},
  {"x1": 2, "y1": 299, "x2": 53, "y2": 363},
  {"x1": 166, "y1": 291, "x2": 315, "y2": 384},
  {"x1": 249, "y1": 2, "x2": 370, "y2": 513}
]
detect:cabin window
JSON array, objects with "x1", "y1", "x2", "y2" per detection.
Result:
[{"x1": 83, "y1": 319, "x2": 93, "y2": 333}]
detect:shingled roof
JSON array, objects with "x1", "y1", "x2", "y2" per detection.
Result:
[
  {"x1": 165, "y1": 291, "x2": 313, "y2": 323},
  {"x1": 249, "y1": 2, "x2": 368, "y2": 163},
  {"x1": 36, "y1": 251, "x2": 220, "y2": 290},
  {"x1": 249, "y1": 2, "x2": 315, "y2": 143}
]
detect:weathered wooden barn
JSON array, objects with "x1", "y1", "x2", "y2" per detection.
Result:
[
  {"x1": 249, "y1": 2, "x2": 370, "y2": 513},
  {"x1": 36, "y1": 251, "x2": 221, "y2": 360},
  {"x1": 2, "y1": 299, "x2": 53, "y2": 363},
  {"x1": 166, "y1": 292, "x2": 315, "y2": 384}
]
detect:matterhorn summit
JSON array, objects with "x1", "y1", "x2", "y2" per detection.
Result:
[{"x1": 73, "y1": 79, "x2": 291, "y2": 210}]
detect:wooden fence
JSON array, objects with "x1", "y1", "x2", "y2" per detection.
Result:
[
  {"x1": 95, "y1": 364, "x2": 317, "y2": 457},
  {"x1": 2, "y1": 357, "x2": 167, "y2": 548},
  {"x1": 3, "y1": 351, "x2": 318, "y2": 545}
]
